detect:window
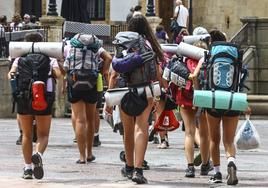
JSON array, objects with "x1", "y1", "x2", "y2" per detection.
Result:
[{"x1": 88, "y1": 0, "x2": 105, "y2": 20}]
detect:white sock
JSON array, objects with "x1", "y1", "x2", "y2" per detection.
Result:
[
  {"x1": 24, "y1": 164, "x2": 32, "y2": 170},
  {"x1": 227, "y1": 156, "x2": 236, "y2": 164},
  {"x1": 94, "y1": 133, "x2": 99, "y2": 137},
  {"x1": 37, "y1": 152, "x2": 43, "y2": 158},
  {"x1": 214, "y1": 165, "x2": 220, "y2": 174}
]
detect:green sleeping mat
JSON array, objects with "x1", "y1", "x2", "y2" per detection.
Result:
[{"x1": 193, "y1": 90, "x2": 248, "y2": 111}]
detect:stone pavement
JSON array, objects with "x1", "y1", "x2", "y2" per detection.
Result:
[{"x1": 0, "y1": 118, "x2": 268, "y2": 188}]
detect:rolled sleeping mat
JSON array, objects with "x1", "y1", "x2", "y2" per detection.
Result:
[
  {"x1": 9, "y1": 42, "x2": 64, "y2": 59},
  {"x1": 161, "y1": 42, "x2": 208, "y2": 60},
  {"x1": 193, "y1": 90, "x2": 248, "y2": 111},
  {"x1": 105, "y1": 81, "x2": 161, "y2": 107},
  {"x1": 183, "y1": 34, "x2": 210, "y2": 44}
]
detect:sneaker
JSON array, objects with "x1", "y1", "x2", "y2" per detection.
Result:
[
  {"x1": 185, "y1": 166, "x2": 195, "y2": 178},
  {"x1": 200, "y1": 161, "x2": 213, "y2": 175},
  {"x1": 119, "y1": 151, "x2": 126, "y2": 162},
  {"x1": 227, "y1": 162, "x2": 238, "y2": 185},
  {"x1": 193, "y1": 153, "x2": 202, "y2": 166},
  {"x1": 31, "y1": 153, "x2": 44, "y2": 179},
  {"x1": 121, "y1": 166, "x2": 134, "y2": 179},
  {"x1": 16, "y1": 134, "x2": 22, "y2": 145},
  {"x1": 132, "y1": 169, "x2": 148, "y2": 184},
  {"x1": 93, "y1": 135, "x2": 101, "y2": 147},
  {"x1": 142, "y1": 160, "x2": 150, "y2": 170},
  {"x1": 22, "y1": 168, "x2": 33, "y2": 179},
  {"x1": 157, "y1": 141, "x2": 169, "y2": 149},
  {"x1": 209, "y1": 172, "x2": 223, "y2": 183},
  {"x1": 73, "y1": 138, "x2": 77, "y2": 143}
]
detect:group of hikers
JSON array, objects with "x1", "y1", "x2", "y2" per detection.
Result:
[{"x1": 7, "y1": 12, "x2": 250, "y2": 186}]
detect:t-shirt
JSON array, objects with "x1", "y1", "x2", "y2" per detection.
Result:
[{"x1": 175, "y1": 5, "x2": 189, "y2": 27}]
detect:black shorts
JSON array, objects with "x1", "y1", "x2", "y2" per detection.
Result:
[
  {"x1": 96, "y1": 92, "x2": 103, "y2": 108},
  {"x1": 67, "y1": 86, "x2": 98, "y2": 104},
  {"x1": 206, "y1": 108, "x2": 240, "y2": 118},
  {"x1": 17, "y1": 92, "x2": 55, "y2": 115}
]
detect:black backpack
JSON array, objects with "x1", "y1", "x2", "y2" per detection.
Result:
[{"x1": 17, "y1": 53, "x2": 51, "y2": 91}]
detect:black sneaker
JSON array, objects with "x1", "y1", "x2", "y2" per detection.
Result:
[
  {"x1": 185, "y1": 165, "x2": 195, "y2": 178},
  {"x1": 153, "y1": 136, "x2": 159, "y2": 144},
  {"x1": 132, "y1": 169, "x2": 148, "y2": 184},
  {"x1": 22, "y1": 168, "x2": 33, "y2": 179},
  {"x1": 121, "y1": 166, "x2": 134, "y2": 179},
  {"x1": 16, "y1": 134, "x2": 22, "y2": 145},
  {"x1": 209, "y1": 172, "x2": 223, "y2": 183},
  {"x1": 93, "y1": 135, "x2": 101, "y2": 147},
  {"x1": 227, "y1": 162, "x2": 238, "y2": 185},
  {"x1": 200, "y1": 161, "x2": 213, "y2": 175},
  {"x1": 119, "y1": 151, "x2": 126, "y2": 162},
  {"x1": 142, "y1": 160, "x2": 150, "y2": 170},
  {"x1": 193, "y1": 153, "x2": 202, "y2": 166},
  {"x1": 31, "y1": 153, "x2": 44, "y2": 179}
]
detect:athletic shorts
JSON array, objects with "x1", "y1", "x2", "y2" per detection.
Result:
[
  {"x1": 206, "y1": 108, "x2": 240, "y2": 118},
  {"x1": 96, "y1": 92, "x2": 103, "y2": 108},
  {"x1": 67, "y1": 86, "x2": 98, "y2": 104},
  {"x1": 17, "y1": 92, "x2": 55, "y2": 115}
]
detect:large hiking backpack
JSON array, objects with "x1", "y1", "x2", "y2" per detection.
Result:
[
  {"x1": 66, "y1": 34, "x2": 100, "y2": 91},
  {"x1": 112, "y1": 31, "x2": 157, "y2": 86},
  {"x1": 16, "y1": 53, "x2": 51, "y2": 111},
  {"x1": 176, "y1": 58, "x2": 198, "y2": 108},
  {"x1": 202, "y1": 42, "x2": 244, "y2": 92}
]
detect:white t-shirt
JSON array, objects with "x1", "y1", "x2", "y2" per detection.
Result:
[{"x1": 175, "y1": 5, "x2": 189, "y2": 27}]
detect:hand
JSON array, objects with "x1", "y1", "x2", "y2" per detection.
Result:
[
  {"x1": 104, "y1": 104, "x2": 113, "y2": 115},
  {"x1": 244, "y1": 106, "x2": 252, "y2": 115}
]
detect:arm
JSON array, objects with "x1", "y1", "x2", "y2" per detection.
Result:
[
  {"x1": 100, "y1": 50, "x2": 112, "y2": 83},
  {"x1": 188, "y1": 57, "x2": 204, "y2": 79}
]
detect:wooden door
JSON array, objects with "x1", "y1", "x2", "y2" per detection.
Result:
[{"x1": 158, "y1": 0, "x2": 174, "y2": 39}]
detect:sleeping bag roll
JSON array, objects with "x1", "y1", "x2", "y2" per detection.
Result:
[
  {"x1": 9, "y1": 42, "x2": 64, "y2": 59},
  {"x1": 105, "y1": 82, "x2": 161, "y2": 107},
  {"x1": 193, "y1": 90, "x2": 248, "y2": 111}
]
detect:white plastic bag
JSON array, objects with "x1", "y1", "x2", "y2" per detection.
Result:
[
  {"x1": 235, "y1": 115, "x2": 260, "y2": 150},
  {"x1": 113, "y1": 105, "x2": 121, "y2": 126},
  {"x1": 102, "y1": 103, "x2": 114, "y2": 129}
]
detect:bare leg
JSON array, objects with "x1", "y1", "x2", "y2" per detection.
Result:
[{"x1": 86, "y1": 103, "x2": 96, "y2": 159}]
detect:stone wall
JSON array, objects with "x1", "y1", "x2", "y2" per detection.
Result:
[{"x1": 192, "y1": 0, "x2": 268, "y2": 38}]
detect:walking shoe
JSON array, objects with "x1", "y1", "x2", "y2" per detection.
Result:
[
  {"x1": 16, "y1": 134, "x2": 22, "y2": 145},
  {"x1": 31, "y1": 153, "x2": 44, "y2": 179},
  {"x1": 209, "y1": 172, "x2": 223, "y2": 183},
  {"x1": 22, "y1": 168, "x2": 33, "y2": 179},
  {"x1": 157, "y1": 141, "x2": 169, "y2": 149},
  {"x1": 93, "y1": 135, "x2": 101, "y2": 147},
  {"x1": 142, "y1": 160, "x2": 150, "y2": 170},
  {"x1": 227, "y1": 162, "x2": 238, "y2": 185},
  {"x1": 185, "y1": 165, "x2": 195, "y2": 178},
  {"x1": 121, "y1": 166, "x2": 134, "y2": 179},
  {"x1": 200, "y1": 161, "x2": 213, "y2": 175},
  {"x1": 119, "y1": 151, "x2": 126, "y2": 162},
  {"x1": 193, "y1": 153, "x2": 202, "y2": 166},
  {"x1": 132, "y1": 169, "x2": 148, "y2": 184},
  {"x1": 73, "y1": 137, "x2": 77, "y2": 143}
]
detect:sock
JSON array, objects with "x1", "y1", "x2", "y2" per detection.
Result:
[
  {"x1": 125, "y1": 164, "x2": 134, "y2": 172},
  {"x1": 94, "y1": 133, "x2": 99, "y2": 137},
  {"x1": 24, "y1": 164, "x2": 32, "y2": 170},
  {"x1": 214, "y1": 165, "x2": 220, "y2": 174},
  {"x1": 134, "y1": 167, "x2": 143, "y2": 175},
  {"x1": 227, "y1": 156, "x2": 235, "y2": 164},
  {"x1": 37, "y1": 152, "x2": 43, "y2": 158},
  {"x1": 188, "y1": 163, "x2": 194, "y2": 167}
]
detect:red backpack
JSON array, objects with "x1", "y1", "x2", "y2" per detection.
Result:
[{"x1": 176, "y1": 58, "x2": 198, "y2": 108}]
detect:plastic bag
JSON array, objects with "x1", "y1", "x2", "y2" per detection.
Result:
[{"x1": 235, "y1": 115, "x2": 260, "y2": 150}]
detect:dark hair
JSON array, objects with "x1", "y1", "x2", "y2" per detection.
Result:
[
  {"x1": 134, "y1": 5, "x2": 142, "y2": 11},
  {"x1": 156, "y1": 25, "x2": 164, "y2": 33},
  {"x1": 30, "y1": 15, "x2": 37, "y2": 23},
  {"x1": 128, "y1": 14, "x2": 163, "y2": 60},
  {"x1": 25, "y1": 32, "x2": 43, "y2": 42},
  {"x1": 209, "y1": 29, "x2": 226, "y2": 42},
  {"x1": 0, "y1": 15, "x2": 7, "y2": 24}
]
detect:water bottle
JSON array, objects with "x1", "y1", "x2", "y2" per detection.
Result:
[
  {"x1": 10, "y1": 73, "x2": 17, "y2": 93},
  {"x1": 97, "y1": 73, "x2": 103, "y2": 92}
]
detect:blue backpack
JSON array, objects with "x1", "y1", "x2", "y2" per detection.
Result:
[{"x1": 201, "y1": 42, "x2": 247, "y2": 92}]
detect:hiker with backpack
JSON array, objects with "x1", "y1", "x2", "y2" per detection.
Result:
[
  {"x1": 7, "y1": 32, "x2": 62, "y2": 179},
  {"x1": 62, "y1": 33, "x2": 112, "y2": 164},
  {"x1": 105, "y1": 14, "x2": 163, "y2": 184},
  {"x1": 191, "y1": 29, "x2": 251, "y2": 185}
]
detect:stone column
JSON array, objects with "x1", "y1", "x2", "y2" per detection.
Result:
[
  {"x1": 146, "y1": 16, "x2": 162, "y2": 35},
  {"x1": 39, "y1": 16, "x2": 66, "y2": 117}
]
